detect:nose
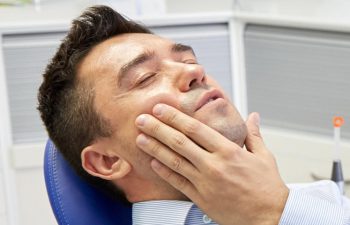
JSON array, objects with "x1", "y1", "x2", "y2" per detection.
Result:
[{"x1": 176, "y1": 64, "x2": 206, "y2": 92}]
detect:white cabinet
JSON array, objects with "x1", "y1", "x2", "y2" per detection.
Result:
[
  {"x1": 245, "y1": 24, "x2": 350, "y2": 139},
  {"x1": 3, "y1": 32, "x2": 67, "y2": 144},
  {"x1": 244, "y1": 24, "x2": 350, "y2": 195}
]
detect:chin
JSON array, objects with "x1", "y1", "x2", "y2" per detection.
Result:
[
  {"x1": 208, "y1": 119, "x2": 247, "y2": 147},
  {"x1": 195, "y1": 106, "x2": 247, "y2": 147},
  {"x1": 223, "y1": 123, "x2": 247, "y2": 147},
  {"x1": 193, "y1": 97, "x2": 247, "y2": 144}
]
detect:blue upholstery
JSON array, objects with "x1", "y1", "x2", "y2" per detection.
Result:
[{"x1": 44, "y1": 139, "x2": 132, "y2": 225}]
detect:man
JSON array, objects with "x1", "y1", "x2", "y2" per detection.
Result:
[{"x1": 38, "y1": 5, "x2": 350, "y2": 225}]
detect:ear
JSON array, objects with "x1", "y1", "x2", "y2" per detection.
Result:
[{"x1": 81, "y1": 143, "x2": 131, "y2": 181}]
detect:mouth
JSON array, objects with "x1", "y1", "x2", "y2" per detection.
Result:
[{"x1": 195, "y1": 89, "x2": 224, "y2": 111}]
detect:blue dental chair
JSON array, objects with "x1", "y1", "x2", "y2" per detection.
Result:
[{"x1": 44, "y1": 139, "x2": 132, "y2": 225}]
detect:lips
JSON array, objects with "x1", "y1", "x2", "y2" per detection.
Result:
[{"x1": 195, "y1": 89, "x2": 224, "y2": 111}]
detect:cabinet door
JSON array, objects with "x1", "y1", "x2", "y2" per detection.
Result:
[
  {"x1": 245, "y1": 25, "x2": 350, "y2": 138},
  {"x1": 3, "y1": 32, "x2": 67, "y2": 144}
]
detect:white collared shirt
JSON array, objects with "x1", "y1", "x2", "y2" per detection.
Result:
[
  {"x1": 133, "y1": 200, "x2": 217, "y2": 225},
  {"x1": 280, "y1": 180, "x2": 350, "y2": 225},
  {"x1": 132, "y1": 180, "x2": 350, "y2": 225}
]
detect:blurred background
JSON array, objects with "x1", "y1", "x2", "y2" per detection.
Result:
[{"x1": 0, "y1": 0, "x2": 350, "y2": 224}]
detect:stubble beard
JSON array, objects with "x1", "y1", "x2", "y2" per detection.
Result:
[{"x1": 180, "y1": 90, "x2": 247, "y2": 147}]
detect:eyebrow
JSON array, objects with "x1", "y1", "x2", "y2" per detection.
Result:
[
  {"x1": 117, "y1": 43, "x2": 195, "y2": 87},
  {"x1": 171, "y1": 43, "x2": 195, "y2": 56},
  {"x1": 118, "y1": 50, "x2": 155, "y2": 87}
]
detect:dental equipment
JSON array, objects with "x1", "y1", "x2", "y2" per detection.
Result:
[{"x1": 331, "y1": 116, "x2": 345, "y2": 194}]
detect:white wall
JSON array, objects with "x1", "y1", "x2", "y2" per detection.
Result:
[
  {"x1": 15, "y1": 168, "x2": 56, "y2": 225},
  {"x1": 165, "y1": 0, "x2": 233, "y2": 13},
  {"x1": 264, "y1": 127, "x2": 350, "y2": 195}
]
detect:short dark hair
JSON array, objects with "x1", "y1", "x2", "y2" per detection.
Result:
[{"x1": 37, "y1": 5, "x2": 152, "y2": 201}]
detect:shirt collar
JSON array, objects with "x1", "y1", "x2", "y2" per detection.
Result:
[{"x1": 132, "y1": 200, "x2": 194, "y2": 225}]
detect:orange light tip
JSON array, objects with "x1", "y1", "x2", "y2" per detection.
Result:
[{"x1": 333, "y1": 116, "x2": 344, "y2": 127}]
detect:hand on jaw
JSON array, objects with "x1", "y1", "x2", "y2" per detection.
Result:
[{"x1": 135, "y1": 104, "x2": 289, "y2": 225}]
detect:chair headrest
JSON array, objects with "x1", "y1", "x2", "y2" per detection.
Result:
[{"x1": 44, "y1": 139, "x2": 132, "y2": 225}]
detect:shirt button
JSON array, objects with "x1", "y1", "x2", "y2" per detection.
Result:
[{"x1": 202, "y1": 214, "x2": 212, "y2": 224}]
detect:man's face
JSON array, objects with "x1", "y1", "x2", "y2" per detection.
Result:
[{"x1": 78, "y1": 33, "x2": 247, "y2": 196}]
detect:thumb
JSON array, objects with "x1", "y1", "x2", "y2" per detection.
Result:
[{"x1": 245, "y1": 112, "x2": 265, "y2": 153}]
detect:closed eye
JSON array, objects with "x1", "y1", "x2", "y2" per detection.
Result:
[
  {"x1": 183, "y1": 59, "x2": 198, "y2": 64},
  {"x1": 134, "y1": 73, "x2": 156, "y2": 88}
]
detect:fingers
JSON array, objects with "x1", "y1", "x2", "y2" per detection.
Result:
[
  {"x1": 245, "y1": 112, "x2": 266, "y2": 154},
  {"x1": 136, "y1": 133, "x2": 199, "y2": 180},
  {"x1": 150, "y1": 159, "x2": 200, "y2": 202},
  {"x1": 151, "y1": 104, "x2": 238, "y2": 153},
  {"x1": 135, "y1": 113, "x2": 208, "y2": 169}
]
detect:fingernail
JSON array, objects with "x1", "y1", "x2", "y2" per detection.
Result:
[
  {"x1": 153, "y1": 104, "x2": 164, "y2": 117},
  {"x1": 136, "y1": 134, "x2": 148, "y2": 145},
  {"x1": 136, "y1": 114, "x2": 147, "y2": 126},
  {"x1": 151, "y1": 159, "x2": 162, "y2": 170},
  {"x1": 253, "y1": 113, "x2": 260, "y2": 126}
]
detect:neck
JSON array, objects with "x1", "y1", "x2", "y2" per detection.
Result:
[{"x1": 114, "y1": 175, "x2": 188, "y2": 203}]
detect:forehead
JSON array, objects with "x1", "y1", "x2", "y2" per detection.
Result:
[
  {"x1": 93, "y1": 33, "x2": 174, "y2": 63},
  {"x1": 77, "y1": 33, "x2": 174, "y2": 80}
]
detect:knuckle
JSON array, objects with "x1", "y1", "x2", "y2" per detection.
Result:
[
  {"x1": 231, "y1": 147, "x2": 243, "y2": 159},
  {"x1": 167, "y1": 111, "x2": 178, "y2": 124},
  {"x1": 219, "y1": 142, "x2": 235, "y2": 153},
  {"x1": 175, "y1": 176, "x2": 188, "y2": 189},
  {"x1": 220, "y1": 144, "x2": 240, "y2": 159},
  {"x1": 149, "y1": 142, "x2": 161, "y2": 156},
  {"x1": 250, "y1": 128, "x2": 262, "y2": 138},
  {"x1": 171, "y1": 133, "x2": 187, "y2": 149},
  {"x1": 171, "y1": 156, "x2": 183, "y2": 171},
  {"x1": 150, "y1": 122, "x2": 161, "y2": 135},
  {"x1": 164, "y1": 170, "x2": 173, "y2": 180},
  {"x1": 183, "y1": 120, "x2": 200, "y2": 135}
]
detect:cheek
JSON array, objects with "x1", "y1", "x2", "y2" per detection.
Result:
[
  {"x1": 131, "y1": 91, "x2": 180, "y2": 115},
  {"x1": 113, "y1": 90, "x2": 180, "y2": 150},
  {"x1": 114, "y1": 91, "x2": 181, "y2": 175}
]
